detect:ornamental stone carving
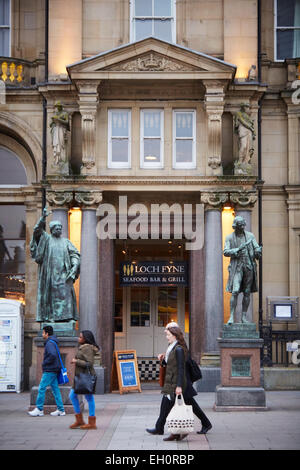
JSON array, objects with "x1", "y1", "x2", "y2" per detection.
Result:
[
  {"x1": 229, "y1": 191, "x2": 258, "y2": 209},
  {"x1": 106, "y1": 53, "x2": 197, "y2": 72},
  {"x1": 46, "y1": 190, "x2": 73, "y2": 207},
  {"x1": 75, "y1": 190, "x2": 103, "y2": 208},
  {"x1": 201, "y1": 192, "x2": 228, "y2": 209}
]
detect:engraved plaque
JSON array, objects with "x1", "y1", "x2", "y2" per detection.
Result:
[{"x1": 231, "y1": 356, "x2": 251, "y2": 377}]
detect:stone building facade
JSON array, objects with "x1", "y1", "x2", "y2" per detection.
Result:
[{"x1": 0, "y1": 0, "x2": 299, "y2": 391}]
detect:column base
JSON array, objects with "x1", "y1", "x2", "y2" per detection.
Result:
[
  {"x1": 214, "y1": 385, "x2": 267, "y2": 411},
  {"x1": 200, "y1": 352, "x2": 220, "y2": 367}
]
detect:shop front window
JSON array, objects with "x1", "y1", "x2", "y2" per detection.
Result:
[
  {"x1": 157, "y1": 287, "x2": 178, "y2": 327},
  {"x1": 130, "y1": 287, "x2": 150, "y2": 326},
  {"x1": 275, "y1": 0, "x2": 300, "y2": 60},
  {"x1": 0, "y1": 205, "x2": 26, "y2": 301}
]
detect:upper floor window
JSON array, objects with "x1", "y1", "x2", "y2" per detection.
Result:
[
  {"x1": 173, "y1": 110, "x2": 196, "y2": 169},
  {"x1": 0, "y1": 0, "x2": 10, "y2": 56},
  {"x1": 108, "y1": 110, "x2": 131, "y2": 168},
  {"x1": 131, "y1": 0, "x2": 175, "y2": 43},
  {"x1": 140, "y1": 109, "x2": 164, "y2": 168},
  {"x1": 275, "y1": 0, "x2": 300, "y2": 60},
  {"x1": 0, "y1": 146, "x2": 27, "y2": 185}
]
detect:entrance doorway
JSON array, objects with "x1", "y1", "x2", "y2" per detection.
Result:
[
  {"x1": 114, "y1": 240, "x2": 189, "y2": 357},
  {"x1": 126, "y1": 285, "x2": 187, "y2": 357}
]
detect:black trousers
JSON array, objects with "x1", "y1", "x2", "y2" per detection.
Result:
[{"x1": 155, "y1": 395, "x2": 211, "y2": 433}]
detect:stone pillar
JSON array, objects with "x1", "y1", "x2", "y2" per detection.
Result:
[
  {"x1": 229, "y1": 191, "x2": 258, "y2": 322},
  {"x1": 98, "y1": 238, "x2": 115, "y2": 392},
  {"x1": 189, "y1": 245, "x2": 205, "y2": 364},
  {"x1": 200, "y1": 192, "x2": 228, "y2": 365},
  {"x1": 75, "y1": 190, "x2": 103, "y2": 342},
  {"x1": 77, "y1": 80, "x2": 101, "y2": 176},
  {"x1": 203, "y1": 80, "x2": 225, "y2": 176},
  {"x1": 46, "y1": 190, "x2": 73, "y2": 238}
]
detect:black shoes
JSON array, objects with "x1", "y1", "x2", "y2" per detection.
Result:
[
  {"x1": 197, "y1": 423, "x2": 212, "y2": 434},
  {"x1": 146, "y1": 428, "x2": 164, "y2": 435}
]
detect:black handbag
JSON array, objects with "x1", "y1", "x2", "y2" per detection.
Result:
[
  {"x1": 74, "y1": 366, "x2": 97, "y2": 395},
  {"x1": 187, "y1": 356, "x2": 202, "y2": 382}
]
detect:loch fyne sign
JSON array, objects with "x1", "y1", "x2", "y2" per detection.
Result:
[{"x1": 120, "y1": 261, "x2": 188, "y2": 286}]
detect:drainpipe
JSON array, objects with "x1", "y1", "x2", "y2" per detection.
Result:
[
  {"x1": 257, "y1": 0, "x2": 264, "y2": 339},
  {"x1": 42, "y1": 0, "x2": 49, "y2": 210}
]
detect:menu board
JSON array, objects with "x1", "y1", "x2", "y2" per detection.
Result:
[
  {"x1": 111, "y1": 350, "x2": 141, "y2": 394},
  {"x1": 0, "y1": 318, "x2": 17, "y2": 391}
]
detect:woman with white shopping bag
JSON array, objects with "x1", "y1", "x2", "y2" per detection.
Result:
[
  {"x1": 146, "y1": 324, "x2": 212, "y2": 440},
  {"x1": 146, "y1": 325, "x2": 190, "y2": 441}
]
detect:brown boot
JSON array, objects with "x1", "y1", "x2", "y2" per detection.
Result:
[
  {"x1": 80, "y1": 416, "x2": 97, "y2": 430},
  {"x1": 69, "y1": 413, "x2": 85, "y2": 429}
]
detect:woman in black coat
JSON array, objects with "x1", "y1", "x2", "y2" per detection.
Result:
[{"x1": 146, "y1": 325, "x2": 212, "y2": 440}]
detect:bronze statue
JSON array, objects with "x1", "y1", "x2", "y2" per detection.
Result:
[
  {"x1": 30, "y1": 207, "x2": 80, "y2": 323},
  {"x1": 223, "y1": 216, "x2": 262, "y2": 325}
]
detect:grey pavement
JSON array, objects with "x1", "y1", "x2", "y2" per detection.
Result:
[{"x1": 0, "y1": 390, "x2": 300, "y2": 451}]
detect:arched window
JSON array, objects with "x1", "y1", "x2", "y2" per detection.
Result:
[{"x1": 0, "y1": 146, "x2": 28, "y2": 185}]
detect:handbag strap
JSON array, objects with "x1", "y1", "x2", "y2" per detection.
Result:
[
  {"x1": 49, "y1": 340, "x2": 64, "y2": 369},
  {"x1": 175, "y1": 394, "x2": 186, "y2": 407}
]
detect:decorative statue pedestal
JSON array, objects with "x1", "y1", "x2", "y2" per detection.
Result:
[
  {"x1": 29, "y1": 335, "x2": 81, "y2": 414},
  {"x1": 214, "y1": 324, "x2": 267, "y2": 411}
]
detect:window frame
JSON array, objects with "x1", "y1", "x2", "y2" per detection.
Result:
[
  {"x1": 0, "y1": 0, "x2": 11, "y2": 57},
  {"x1": 130, "y1": 0, "x2": 176, "y2": 43},
  {"x1": 108, "y1": 109, "x2": 131, "y2": 169},
  {"x1": 140, "y1": 108, "x2": 164, "y2": 169},
  {"x1": 274, "y1": 0, "x2": 300, "y2": 61},
  {"x1": 172, "y1": 109, "x2": 196, "y2": 169}
]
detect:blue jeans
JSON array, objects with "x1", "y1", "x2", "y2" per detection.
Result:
[
  {"x1": 69, "y1": 389, "x2": 95, "y2": 416},
  {"x1": 36, "y1": 372, "x2": 65, "y2": 412}
]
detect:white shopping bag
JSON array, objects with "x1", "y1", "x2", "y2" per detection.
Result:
[{"x1": 166, "y1": 394, "x2": 194, "y2": 434}]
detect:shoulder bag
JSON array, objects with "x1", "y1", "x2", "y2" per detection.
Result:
[
  {"x1": 49, "y1": 340, "x2": 69, "y2": 385},
  {"x1": 74, "y1": 365, "x2": 97, "y2": 395},
  {"x1": 187, "y1": 356, "x2": 202, "y2": 382}
]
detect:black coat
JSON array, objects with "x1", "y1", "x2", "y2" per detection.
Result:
[{"x1": 183, "y1": 356, "x2": 198, "y2": 400}]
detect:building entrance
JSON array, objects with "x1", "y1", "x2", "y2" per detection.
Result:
[
  {"x1": 125, "y1": 285, "x2": 187, "y2": 357},
  {"x1": 114, "y1": 240, "x2": 189, "y2": 358}
]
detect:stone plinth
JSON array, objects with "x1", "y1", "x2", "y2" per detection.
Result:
[
  {"x1": 29, "y1": 336, "x2": 79, "y2": 414},
  {"x1": 214, "y1": 324, "x2": 267, "y2": 411}
]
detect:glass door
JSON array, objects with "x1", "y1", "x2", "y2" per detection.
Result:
[{"x1": 126, "y1": 287, "x2": 154, "y2": 357}]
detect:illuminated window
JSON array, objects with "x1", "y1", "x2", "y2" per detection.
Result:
[
  {"x1": 222, "y1": 206, "x2": 235, "y2": 324},
  {"x1": 131, "y1": 0, "x2": 175, "y2": 43},
  {"x1": 275, "y1": 0, "x2": 300, "y2": 60}
]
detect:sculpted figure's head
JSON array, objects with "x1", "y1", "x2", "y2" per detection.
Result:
[
  {"x1": 49, "y1": 221, "x2": 62, "y2": 238},
  {"x1": 232, "y1": 216, "x2": 246, "y2": 231}
]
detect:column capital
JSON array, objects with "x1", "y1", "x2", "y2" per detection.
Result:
[
  {"x1": 46, "y1": 189, "x2": 73, "y2": 209},
  {"x1": 74, "y1": 190, "x2": 103, "y2": 209},
  {"x1": 229, "y1": 190, "x2": 258, "y2": 210},
  {"x1": 201, "y1": 191, "x2": 228, "y2": 210}
]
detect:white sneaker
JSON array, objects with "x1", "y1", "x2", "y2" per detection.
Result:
[
  {"x1": 50, "y1": 409, "x2": 66, "y2": 416},
  {"x1": 28, "y1": 407, "x2": 44, "y2": 417}
]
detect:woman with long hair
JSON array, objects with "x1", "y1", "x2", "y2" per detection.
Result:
[
  {"x1": 69, "y1": 330, "x2": 100, "y2": 430},
  {"x1": 146, "y1": 324, "x2": 212, "y2": 440}
]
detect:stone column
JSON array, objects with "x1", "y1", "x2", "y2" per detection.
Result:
[
  {"x1": 203, "y1": 80, "x2": 225, "y2": 176},
  {"x1": 201, "y1": 192, "x2": 228, "y2": 364},
  {"x1": 229, "y1": 191, "x2": 258, "y2": 322},
  {"x1": 75, "y1": 190, "x2": 103, "y2": 342},
  {"x1": 98, "y1": 238, "x2": 115, "y2": 392},
  {"x1": 77, "y1": 80, "x2": 101, "y2": 176},
  {"x1": 46, "y1": 190, "x2": 73, "y2": 238},
  {"x1": 189, "y1": 243, "x2": 205, "y2": 364}
]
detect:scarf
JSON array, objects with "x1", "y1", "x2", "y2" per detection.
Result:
[{"x1": 165, "y1": 340, "x2": 178, "y2": 363}]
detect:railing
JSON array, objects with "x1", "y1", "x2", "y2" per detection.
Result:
[
  {"x1": 0, "y1": 57, "x2": 41, "y2": 86},
  {"x1": 261, "y1": 326, "x2": 300, "y2": 367}
]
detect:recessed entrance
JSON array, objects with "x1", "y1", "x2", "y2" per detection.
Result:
[{"x1": 114, "y1": 240, "x2": 189, "y2": 357}]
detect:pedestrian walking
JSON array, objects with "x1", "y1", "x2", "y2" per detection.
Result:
[
  {"x1": 69, "y1": 330, "x2": 100, "y2": 430},
  {"x1": 28, "y1": 325, "x2": 65, "y2": 417},
  {"x1": 146, "y1": 324, "x2": 212, "y2": 440}
]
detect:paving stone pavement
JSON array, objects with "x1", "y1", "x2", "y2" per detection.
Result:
[{"x1": 0, "y1": 390, "x2": 300, "y2": 451}]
